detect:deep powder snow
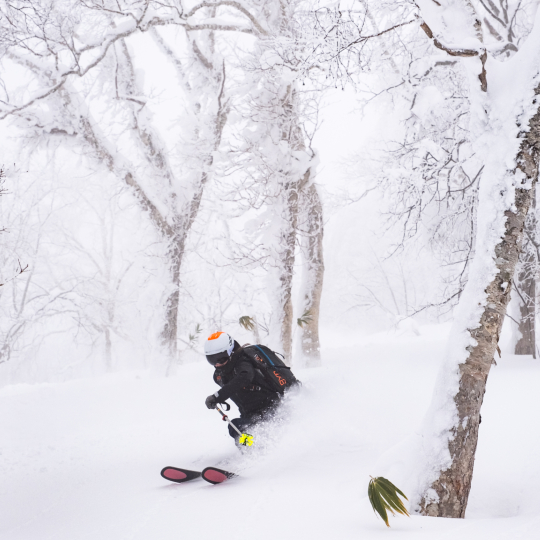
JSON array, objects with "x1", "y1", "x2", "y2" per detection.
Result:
[{"x1": 1, "y1": 324, "x2": 539, "y2": 539}]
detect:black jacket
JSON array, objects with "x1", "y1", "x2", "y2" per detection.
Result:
[{"x1": 213, "y1": 341, "x2": 280, "y2": 417}]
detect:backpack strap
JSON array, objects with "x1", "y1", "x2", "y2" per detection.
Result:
[
  {"x1": 253, "y1": 345, "x2": 292, "y2": 369},
  {"x1": 253, "y1": 345, "x2": 275, "y2": 366},
  {"x1": 230, "y1": 343, "x2": 249, "y2": 362}
]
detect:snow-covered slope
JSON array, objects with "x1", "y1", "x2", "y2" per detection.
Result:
[{"x1": 1, "y1": 325, "x2": 539, "y2": 539}]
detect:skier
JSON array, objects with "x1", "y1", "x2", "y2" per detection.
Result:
[
  {"x1": 161, "y1": 333, "x2": 297, "y2": 484},
  {"x1": 204, "y1": 331, "x2": 285, "y2": 444}
]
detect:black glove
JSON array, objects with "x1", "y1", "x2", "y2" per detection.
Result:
[{"x1": 205, "y1": 394, "x2": 219, "y2": 409}]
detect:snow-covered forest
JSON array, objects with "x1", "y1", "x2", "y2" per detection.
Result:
[{"x1": 1, "y1": 1, "x2": 540, "y2": 538}]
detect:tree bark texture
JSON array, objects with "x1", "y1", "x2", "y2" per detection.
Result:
[
  {"x1": 514, "y1": 254, "x2": 536, "y2": 356},
  {"x1": 514, "y1": 188, "x2": 537, "y2": 357},
  {"x1": 278, "y1": 168, "x2": 307, "y2": 361},
  {"x1": 299, "y1": 181, "x2": 324, "y2": 366},
  {"x1": 420, "y1": 93, "x2": 540, "y2": 518},
  {"x1": 273, "y1": 81, "x2": 312, "y2": 362}
]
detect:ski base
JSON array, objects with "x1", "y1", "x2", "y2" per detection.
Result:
[
  {"x1": 161, "y1": 466, "x2": 237, "y2": 485},
  {"x1": 160, "y1": 467, "x2": 201, "y2": 484}
]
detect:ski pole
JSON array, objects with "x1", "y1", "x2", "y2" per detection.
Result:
[{"x1": 215, "y1": 405, "x2": 254, "y2": 447}]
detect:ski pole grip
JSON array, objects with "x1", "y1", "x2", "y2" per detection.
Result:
[{"x1": 219, "y1": 402, "x2": 231, "y2": 411}]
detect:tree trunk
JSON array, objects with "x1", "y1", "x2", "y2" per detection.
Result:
[
  {"x1": 419, "y1": 91, "x2": 540, "y2": 518},
  {"x1": 514, "y1": 256, "x2": 536, "y2": 356},
  {"x1": 104, "y1": 327, "x2": 112, "y2": 372},
  {"x1": 514, "y1": 188, "x2": 537, "y2": 357},
  {"x1": 74, "y1": 99, "x2": 181, "y2": 358},
  {"x1": 161, "y1": 245, "x2": 181, "y2": 360},
  {"x1": 117, "y1": 35, "x2": 229, "y2": 365},
  {"x1": 273, "y1": 75, "x2": 316, "y2": 361},
  {"x1": 299, "y1": 181, "x2": 324, "y2": 366},
  {"x1": 278, "y1": 170, "x2": 305, "y2": 361}
]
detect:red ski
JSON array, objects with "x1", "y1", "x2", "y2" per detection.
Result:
[{"x1": 160, "y1": 466, "x2": 237, "y2": 484}]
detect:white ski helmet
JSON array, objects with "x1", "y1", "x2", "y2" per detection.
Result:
[{"x1": 204, "y1": 332, "x2": 234, "y2": 365}]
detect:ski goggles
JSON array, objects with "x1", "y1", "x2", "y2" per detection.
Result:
[{"x1": 206, "y1": 350, "x2": 231, "y2": 367}]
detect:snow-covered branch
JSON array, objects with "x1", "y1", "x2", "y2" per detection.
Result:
[{"x1": 0, "y1": 0, "x2": 264, "y2": 119}]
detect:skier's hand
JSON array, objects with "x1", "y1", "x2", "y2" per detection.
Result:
[{"x1": 205, "y1": 394, "x2": 219, "y2": 409}]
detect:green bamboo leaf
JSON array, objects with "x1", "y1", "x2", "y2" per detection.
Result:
[
  {"x1": 187, "y1": 323, "x2": 203, "y2": 348},
  {"x1": 368, "y1": 476, "x2": 410, "y2": 527},
  {"x1": 377, "y1": 477, "x2": 408, "y2": 500},
  {"x1": 369, "y1": 479, "x2": 389, "y2": 527},
  {"x1": 239, "y1": 316, "x2": 255, "y2": 331},
  {"x1": 297, "y1": 310, "x2": 313, "y2": 328},
  {"x1": 379, "y1": 489, "x2": 408, "y2": 516},
  {"x1": 377, "y1": 482, "x2": 408, "y2": 514},
  {"x1": 375, "y1": 478, "x2": 409, "y2": 517},
  {"x1": 379, "y1": 494, "x2": 408, "y2": 517}
]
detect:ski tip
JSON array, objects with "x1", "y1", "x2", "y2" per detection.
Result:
[
  {"x1": 160, "y1": 466, "x2": 201, "y2": 483},
  {"x1": 202, "y1": 467, "x2": 237, "y2": 485}
]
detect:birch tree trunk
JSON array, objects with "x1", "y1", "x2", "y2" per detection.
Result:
[
  {"x1": 514, "y1": 256, "x2": 536, "y2": 357},
  {"x1": 278, "y1": 179, "x2": 301, "y2": 361},
  {"x1": 299, "y1": 181, "x2": 324, "y2": 366},
  {"x1": 149, "y1": 30, "x2": 229, "y2": 368},
  {"x1": 514, "y1": 188, "x2": 537, "y2": 357},
  {"x1": 252, "y1": 71, "x2": 316, "y2": 360},
  {"x1": 419, "y1": 89, "x2": 540, "y2": 518},
  {"x1": 279, "y1": 171, "x2": 317, "y2": 358}
]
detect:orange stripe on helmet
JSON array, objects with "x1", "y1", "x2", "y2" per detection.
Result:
[{"x1": 208, "y1": 332, "x2": 224, "y2": 340}]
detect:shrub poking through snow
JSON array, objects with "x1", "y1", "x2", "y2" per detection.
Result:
[{"x1": 368, "y1": 476, "x2": 410, "y2": 527}]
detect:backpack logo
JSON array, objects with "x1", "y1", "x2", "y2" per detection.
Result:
[{"x1": 273, "y1": 371, "x2": 287, "y2": 386}]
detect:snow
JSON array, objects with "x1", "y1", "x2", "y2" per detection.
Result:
[{"x1": 2, "y1": 324, "x2": 539, "y2": 539}]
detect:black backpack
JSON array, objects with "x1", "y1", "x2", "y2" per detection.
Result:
[{"x1": 242, "y1": 344, "x2": 300, "y2": 393}]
